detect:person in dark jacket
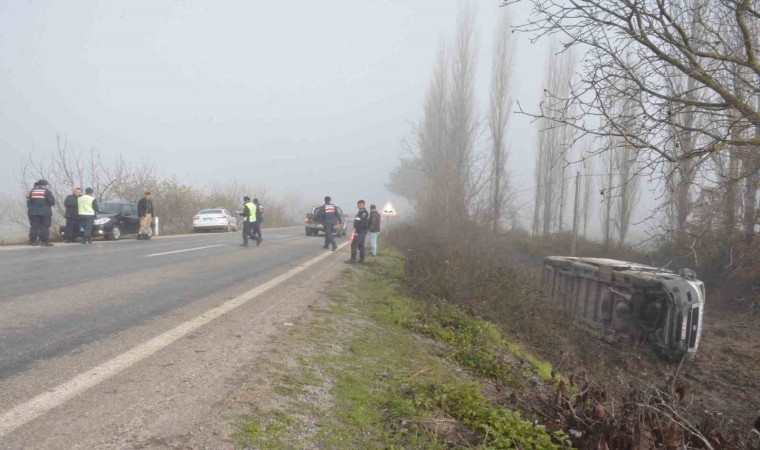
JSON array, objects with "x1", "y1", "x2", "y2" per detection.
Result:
[
  {"x1": 346, "y1": 200, "x2": 369, "y2": 264},
  {"x1": 63, "y1": 187, "x2": 82, "y2": 243},
  {"x1": 27, "y1": 179, "x2": 56, "y2": 247},
  {"x1": 314, "y1": 196, "x2": 342, "y2": 251},
  {"x1": 367, "y1": 204, "x2": 381, "y2": 256},
  {"x1": 137, "y1": 192, "x2": 154, "y2": 240},
  {"x1": 252, "y1": 198, "x2": 264, "y2": 243}
]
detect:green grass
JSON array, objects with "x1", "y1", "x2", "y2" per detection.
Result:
[{"x1": 233, "y1": 249, "x2": 571, "y2": 449}]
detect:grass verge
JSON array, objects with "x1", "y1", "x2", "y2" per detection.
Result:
[{"x1": 232, "y1": 250, "x2": 571, "y2": 449}]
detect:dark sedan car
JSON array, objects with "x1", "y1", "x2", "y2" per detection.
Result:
[
  {"x1": 304, "y1": 205, "x2": 348, "y2": 237},
  {"x1": 59, "y1": 202, "x2": 152, "y2": 241}
]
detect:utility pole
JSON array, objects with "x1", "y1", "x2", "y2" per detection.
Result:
[{"x1": 571, "y1": 171, "x2": 580, "y2": 256}]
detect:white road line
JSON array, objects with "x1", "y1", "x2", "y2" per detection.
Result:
[
  {"x1": 0, "y1": 241, "x2": 350, "y2": 439},
  {"x1": 275, "y1": 234, "x2": 299, "y2": 238},
  {"x1": 143, "y1": 244, "x2": 227, "y2": 258}
]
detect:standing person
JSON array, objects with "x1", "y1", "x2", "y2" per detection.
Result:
[
  {"x1": 252, "y1": 198, "x2": 264, "y2": 244},
  {"x1": 63, "y1": 187, "x2": 82, "y2": 243},
  {"x1": 26, "y1": 181, "x2": 40, "y2": 245},
  {"x1": 347, "y1": 200, "x2": 369, "y2": 264},
  {"x1": 78, "y1": 188, "x2": 98, "y2": 244},
  {"x1": 27, "y1": 179, "x2": 56, "y2": 247},
  {"x1": 367, "y1": 204, "x2": 381, "y2": 257},
  {"x1": 314, "y1": 196, "x2": 342, "y2": 251},
  {"x1": 137, "y1": 192, "x2": 154, "y2": 241},
  {"x1": 241, "y1": 196, "x2": 259, "y2": 247}
]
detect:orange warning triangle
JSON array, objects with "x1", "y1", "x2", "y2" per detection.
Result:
[{"x1": 381, "y1": 201, "x2": 398, "y2": 216}]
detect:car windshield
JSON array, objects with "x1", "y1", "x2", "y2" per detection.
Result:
[
  {"x1": 199, "y1": 209, "x2": 223, "y2": 215},
  {"x1": 98, "y1": 203, "x2": 122, "y2": 214}
]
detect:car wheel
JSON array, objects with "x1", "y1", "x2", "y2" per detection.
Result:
[
  {"x1": 109, "y1": 225, "x2": 121, "y2": 241},
  {"x1": 305, "y1": 229, "x2": 310, "y2": 236}
]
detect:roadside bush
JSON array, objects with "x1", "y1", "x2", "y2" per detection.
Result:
[{"x1": 389, "y1": 225, "x2": 596, "y2": 366}]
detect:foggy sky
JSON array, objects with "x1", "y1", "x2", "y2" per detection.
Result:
[
  {"x1": 1, "y1": 0, "x2": 652, "y2": 237},
  {"x1": 0, "y1": 1, "x2": 544, "y2": 210}
]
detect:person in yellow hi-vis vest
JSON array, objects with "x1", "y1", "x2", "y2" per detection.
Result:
[
  {"x1": 241, "y1": 196, "x2": 260, "y2": 247},
  {"x1": 78, "y1": 188, "x2": 99, "y2": 244}
]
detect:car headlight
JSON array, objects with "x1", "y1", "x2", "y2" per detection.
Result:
[{"x1": 94, "y1": 218, "x2": 111, "y2": 225}]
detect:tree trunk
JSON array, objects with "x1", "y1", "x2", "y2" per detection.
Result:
[{"x1": 742, "y1": 124, "x2": 759, "y2": 242}]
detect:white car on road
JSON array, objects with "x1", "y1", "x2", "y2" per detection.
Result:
[{"x1": 193, "y1": 208, "x2": 238, "y2": 232}]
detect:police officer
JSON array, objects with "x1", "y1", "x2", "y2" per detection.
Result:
[
  {"x1": 252, "y1": 198, "x2": 264, "y2": 244},
  {"x1": 346, "y1": 199, "x2": 369, "y2": 264},
  {"x1": 241, "y1": 196, "x2": 260, "y2": 247},
  {"x1": 63, "y1": 187, "x2": 82, "y2": 243},
  {"x1": 315, "y1": 196, "x2": 342, "y2": 251},
  {"x1": 78, "y1": 187, "x2": 99, "y2": 244},
  {"x1": 27, "y1": 179, "x2": 56, "y2": 246}
]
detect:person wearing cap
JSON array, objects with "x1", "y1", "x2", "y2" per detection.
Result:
[
  {"x1": 137, "y1": 192, "x2": 154, "y2": 240},
  {"x1": 314, "y1": 195, "x2": 342, "y2": 251},
  {"x1": 63, "y1": 187, "x2": 82, "y2": 243},
  {"x1": 241, "y1": 196, "x2": 259, "y2": 247},
  {"x1": 252, "y1": 198, "x2": 264, "y2": 244},
  {"x1": 27, "y1": 179, "x2": 56, "y2": 246},
  {"x1": 346, "y1": 199, "x2": 369, "y2": 264},
  {"x1": 77, "y1": 188, "x2": 99, "y2": 244},
  {"x1": 367, "y1": 204, "x2": 381, "y2": 256}
]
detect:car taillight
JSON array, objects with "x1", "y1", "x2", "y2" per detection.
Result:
[
  {"x1": 218, "y1": 215, "x2": 226, "y2": 219},
  {"x1": 305, "y1": 217, "x2": 310, "y2": 223},
  {"x1": 193, "y1": 215, "x2": 200, "y2": 220}
]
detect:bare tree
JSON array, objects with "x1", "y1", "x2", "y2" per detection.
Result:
[
  {"x1": 533, "y1": 42, "x2": 574, "y2": 236},
  {"x1": 13, "y1": 137, "x2": 135, "y2": 225},
  {"x1": 601, "y1": 146, "x2": 616, "y2": 252},
  {"x1": 513, "y1": 0, "x2": 760, "y2": 191},
  {"x1": 531, "y1": 127, "x2": 546, "y2": 236},
  {"x1": 415, "y1": 44, "x2": 451, "y2": 226},
  {"x1": 488, "y1": 12, "x2": 514, "y2": 232},
  {"x1": 405, "y1": 6, "x2": 482, "y2": 233},
  {"x1": 447, "y1": 5, "x2": 479, "y2": 230},
  {"x1": 741, "y1": 137, "x2": 759, "y2": 242},
  {"x1": 577, "y1": 140, "x2": 596, "y2": 240},
  {"x1": 387, "y1": 156, "x2": 427, "y2": 209},
  {"x1": 111, "y1": 159, "x2": 159, "y2": 203},
  {"x1": 613, "y1": 96, "x2": 641, "y2": 245},
  {"x1": 613, "y1": 145, "x2": 640, "y2": 245}
]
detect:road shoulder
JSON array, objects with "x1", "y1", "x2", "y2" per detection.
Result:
[{"x1": 223, "y1": 252, "x2": 568, "y2": 449}]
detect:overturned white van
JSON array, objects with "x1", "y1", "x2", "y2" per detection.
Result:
[{"x1": 542, "y1": 257, "x2": 705, "y2": 361}]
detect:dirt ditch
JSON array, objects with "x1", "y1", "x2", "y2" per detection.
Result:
[{"x1": 391, "y1": 228, "x2": 760, "y2": 448}]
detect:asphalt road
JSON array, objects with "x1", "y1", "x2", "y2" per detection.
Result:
[{"x1": 0, "y1": 226, "x2": 351, "y2": 448}]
